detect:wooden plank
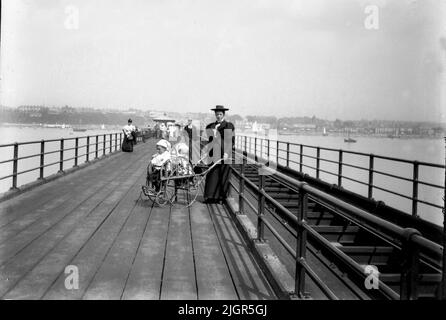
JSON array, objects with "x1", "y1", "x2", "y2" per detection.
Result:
[
  {"x1": 160, "y1": 205, "x2": 197, "y2": 300},
  {"x1": 82, "y1": 197, "x2": 152, "y2": 300},
  {"x1": 0, "y1": 153, "x2": 142, "y2": 245},
  {"x1": 0, "y1": 148, "x2": 131, "y2": 226},
  {"x1": 41, "y1": 174, "x2": 145, "y2": 300},
  {"x1": 208, "y1": 203, "x2": 276, "y2": 300},
  {"x1": 0, "y1": 149, "x2": 150, "y2": 267},
  {"x1": 121, "y1": 205, "x2": 171, "y2": 300},
  {"x1": 0, "y1": 142, "x2": 152, "y2": 237},
  {"x1": 189, "y1": 201, "x2": 238, "y2": 300},
  {"x1": 0, "y1": 160, "x2": 148, "y2": 299}
]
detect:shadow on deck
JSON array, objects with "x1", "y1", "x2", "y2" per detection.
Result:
[{"x1": 0, "y1": 140, "x2": 275, "y2": 300}]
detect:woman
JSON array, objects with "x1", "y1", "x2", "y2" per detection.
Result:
[
  {"x1": 203, "y1": 105, "x2": 235, "y2": 204},
  {"x1": 122, "y1": 119, "x2": 135, "y2": 152}
]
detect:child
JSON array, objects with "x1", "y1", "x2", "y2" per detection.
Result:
[{"x1": 147, "y1": 139, "x2": 171, "y2": 191}]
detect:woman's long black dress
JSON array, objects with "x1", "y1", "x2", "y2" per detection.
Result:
[
  {"x1": 122, "y1": 133, "x2": 134, "y2": 152},
  {"x1": 203, "y1": 120, "x2": 235, "y2": 202}
]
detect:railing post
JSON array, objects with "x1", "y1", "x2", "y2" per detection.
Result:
[
  {"x1": 115, "y1": 133, "x2": 118, "y2": 151},
  {"x1": 244, "y1": 136, "x2": 247, "y2": 154},
  {"x1": 412, "y1": 161, "x2": 419, "y2": 218},
  {"x1": 39, "y1": 140, "x2": 44, "y2": 180},
  {"x1": 286, "y1": 143, "x2": 290, "y2": 167},
  {"x1": 299, "y1": 145, "x2": 303, "y2": 172},
  {"x1": 295, "y1": 188, "x2": 308, "y2": 298},
  {"x1": 103, "y1": 134, "x2": 106, "y2": 156},
  {"x1": 254, "y1": 137, "x2": 257, "y2": 161},
  {"x1": 267, "y1": 139, "x2": 270, "y2": 163},
  {"x1": 11, "y1": 143, "x2": 18, "y2": 190},
  {"x1": 276, "y1": 140, "x2": 279, "y2": 165},
  {"x1": 239, "y1": 151, "x2": 247, "y2": 214},
  {"x1": 368, "y1": 154, "x2": 374, "y2": 199},
  {"x1": 316, "y1": 147, "x2": 320, "y2": 179},
  {"x1": 119, "y1": 133, "x2": 122, "y2": 150},
  {"x1": 442, "y1": 137, "x2": 446, "y2": 300},
  {"x1": 59, "y1": 139, "x2": 64, "y2": 173},
  {"x1": 74, "y1": 137, "x2": 79, "y2": 167},
  {"x1": 260, "y1": 138, "x2": 263, "y2": 159},
  {"x1": 110, "y1": 134, "x2": 112, "y2": 153},
  {"x1": 338, "y1": 150, "x2": 343, "y2": 187},
  {"x1": 86, "y1": 136, "x2": 90, "y2": 163},
  {"x1": 400, "y1": 229, "x2": 421, "y2": 300},
  {"x1": 257, "y1": 167, "x2": 265, "y2": 242},
  {"x1": 95, "y1": 135, "x2": 99, "y2": 159}
]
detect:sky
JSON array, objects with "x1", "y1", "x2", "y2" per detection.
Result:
[{"x1": 0, "y1": 0, "x2": 445, "y2": 121}]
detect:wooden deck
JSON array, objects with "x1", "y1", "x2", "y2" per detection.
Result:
[{"x1": 0, "y1": 140, "x2": 275, "y2": 300}]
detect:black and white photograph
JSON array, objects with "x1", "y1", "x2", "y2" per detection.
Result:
[{"x1": 0, "y1": 0, "x2": 445, "y2": 308}]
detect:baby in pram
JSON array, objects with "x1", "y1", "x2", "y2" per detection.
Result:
[
  {"x1": 147, "y1": 138, "x2": 194, "y2": 193},
  {"x1": 147, "y1": 139, "x2": 172, "y2": 191}
]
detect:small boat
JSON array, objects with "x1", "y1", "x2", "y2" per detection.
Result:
[
  {"x1": 322, "y1": 127, "x2": 328, "y2": 136},
  {"x1": 73, "y1": 127, "x2": 87, "y2": 132},
  {"x1": 344, "y1": 130, "x2": 357, "y2": 143}
]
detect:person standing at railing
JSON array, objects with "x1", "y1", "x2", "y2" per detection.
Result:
[
  {"x1": 122, "y1": 118, "x2": 136, "y2": 152},
  {"x1": 184, "y1": 118, "x2": 197, "y2": 161},
  {"x1": 203, "y1": 105, "x2": 235, "y2": 204}
]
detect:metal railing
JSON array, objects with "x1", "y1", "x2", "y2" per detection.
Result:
[
  {"x1": 236, "y1": 135, "x2": 445, "y2": 219},
  {"x1": 0, "y1": 132, "x2": 133, "y2": 191},
  {"x1": 229, "y1": 149, "x2": 444, "y2": 300}
]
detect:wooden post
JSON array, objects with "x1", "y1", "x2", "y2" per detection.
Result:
[
  {"x1": 86, "y1": 136, "x2": 90, "y2": 162},
  {"x1": 441, "y1": 137, "x2": 446, "y2": 300},
  {"x1": 338, "y1": 150, "x2": 343, "y2": 187},
  {"x1": 103, "y1": 134, "x2": 106, "y2": 156},
  {"x1": 39, "y1": 140, "x2": 44, "y2": 180},
  {"x1": 239, "y1": 151, "x2": 246, "y2": 214},
  {"x1": 300, "y1": 145, "x2": 303, "y2": 172},
  {"x1": 257, "y1": 169, "x2": 265, "y2": 242},
  {"x1": 59, "y1": 139, "x2": 64, "y2": 173},
  {"x1": 295, "y1": 189, "x2": 308, "y2": 297},
  {"x1": 276, "y1": 140, "x2": 279, "y2": 165},
  {"x1": 254, "y1": 137, "x2": 257, "y2": 161},
  {"x1": 368, "y1": 155, "x2": 374, "y2": 199},
  {"x1": 110, "y1": 134, "x2": 112, "y2": 153},
  {"x1": 11, "y1": 143, "x2": 18, "y2": 190},
  {"x1": 400, "y1": 229, "x2": 420, "y2": 300},
  {"x1": 316, "y1": 147, "x2": 320, "y2": 178},
  {"x1": 412, "y1": 161, "x2": 419, "y2": 217},
  {"x1": 286, "y1": 143, "x2": 290, "y2": 167},
  {"x1": 74, "y1": 137, "x2": 79, "y2": 167},
  {"x1": 95, "y1": 136, "x2": 99, "y2": 159}
]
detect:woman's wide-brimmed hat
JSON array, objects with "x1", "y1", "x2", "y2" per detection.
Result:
[{"x1": 211, "y1": 105, "x2": 229, "y2": 112}]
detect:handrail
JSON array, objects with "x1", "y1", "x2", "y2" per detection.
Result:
[
  {"x1": 230, "y1": 148, "x2": 444, "y2": 300},
  {"x1": 236, "y1": 135, "x2": 444, "y2": 218},
  {"x1": 0, "y1": 131, "x2": 152, "y2": 191}
]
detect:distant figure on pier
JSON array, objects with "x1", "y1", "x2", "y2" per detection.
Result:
[
  {"x1": 122, "y1": 119, "x2": 136, "y2": 152},
  {"x1": 203, "y1": 105, "x2": 235, "y2": 204},
  {"x1": 171, "y1": 133, "x2": 189, "y2": 159},
  {"x1": 184, "y1": 118, "x2": 195, "y2": 160}
]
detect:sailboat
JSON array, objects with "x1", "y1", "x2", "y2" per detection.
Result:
[
  {"x1": 344, "y1": 129, "x2": 357, "y2": 143},
  {"x1": 322, "y1": 127, "x2": 328, "y2": 136}
]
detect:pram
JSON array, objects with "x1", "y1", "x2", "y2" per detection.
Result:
[{"x1": 142, "y1": 155, "x2": 208, "y2": 206}]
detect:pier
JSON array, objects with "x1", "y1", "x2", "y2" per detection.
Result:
[{"x1": 0, "y1": 133, "x2": 444, "y2": 300}]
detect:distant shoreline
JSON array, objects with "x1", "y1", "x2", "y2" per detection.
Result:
[{"x1": 238, "y1": 130, "x2": 443, "y2": 140}]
